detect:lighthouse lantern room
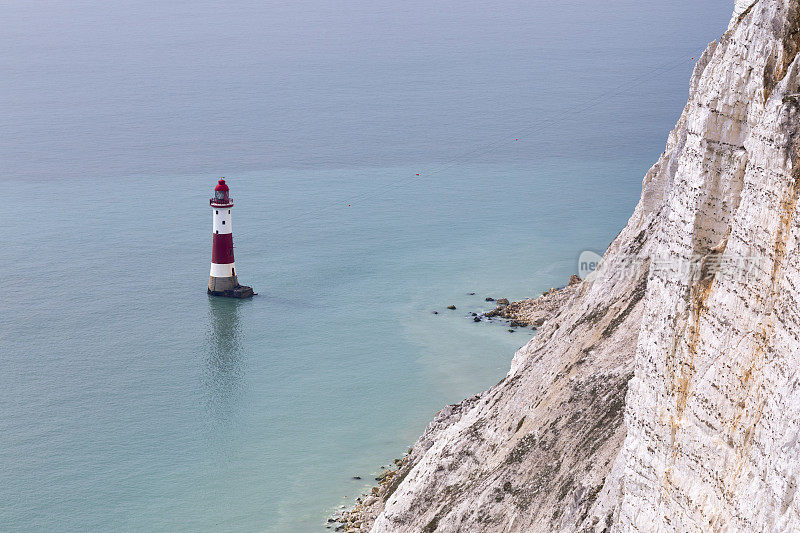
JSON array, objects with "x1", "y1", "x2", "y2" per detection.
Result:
[{"x1": 208, "y1": 178, "x2": 254, "y2": 298}]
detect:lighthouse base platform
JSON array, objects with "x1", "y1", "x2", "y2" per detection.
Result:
[
  {"x1": 208, "y1": 274, "x2": 255, "y2": 298},
  {"x1": 208, "y1": 285, "x2": 255, "y2": 298}
]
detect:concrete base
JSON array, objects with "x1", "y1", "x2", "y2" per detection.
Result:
[
  {"x1": 207, "y1": 284, "x2": 255, "y2": 298},
  {"x1": 209, "y1": 274, "x2": 238, "y2": 292},
  {"x1": 209, "y1": 275, "x2": 255, "y2": 298}
]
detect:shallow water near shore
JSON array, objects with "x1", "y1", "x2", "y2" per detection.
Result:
[
  {"x1": 1, "y1": 1, "x2": 732, "y2": 531},
  {"x1": 0, "y1": 160, "x2": 685, "y2": 531}
]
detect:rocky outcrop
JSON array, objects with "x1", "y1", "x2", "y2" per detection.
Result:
[
  {"x1": 484, "y1": 275, "x2": 583, "y2": 328},
  {"x1": 356, "y1": 1, "x2": 800, "y2": 531}
]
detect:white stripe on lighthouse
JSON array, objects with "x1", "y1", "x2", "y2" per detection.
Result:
[
  {"x1": 210, "y1": 262, "x2": 236, "y2": 277},
  {"x1": 212, "y1": 209, "x2": 232, "y2": 234}
]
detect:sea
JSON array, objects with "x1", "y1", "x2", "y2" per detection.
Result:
[{"x1": 1, "y1": 1, "x2": 732, "y2": 531}]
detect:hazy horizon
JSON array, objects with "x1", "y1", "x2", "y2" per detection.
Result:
[{"x1": 3, "y1": 0, "x2": 731, "y2": 182}]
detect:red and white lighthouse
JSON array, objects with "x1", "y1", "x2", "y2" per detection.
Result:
[{"x1": 208, "y1": 178, "x2": 254, "y2": 298}]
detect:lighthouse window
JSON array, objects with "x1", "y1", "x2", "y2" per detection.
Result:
[
  {"x1": 228, "y1": 210, "x2": 230, "y2": 214},
  {"x1": 215, "y1": 210, "x2": 218, "y2": 214},
  {"x1": 222, "y1": 220, "x2": 225, "y2": 225}
]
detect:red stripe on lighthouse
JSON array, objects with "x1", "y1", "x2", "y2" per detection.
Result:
[{"x1": 211, "y1": 233, "x2": 235, "y2": 264}]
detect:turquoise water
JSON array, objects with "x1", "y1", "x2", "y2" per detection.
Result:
[{"x1": 1, "y1": 1, "x2": 732, "y2": 531}]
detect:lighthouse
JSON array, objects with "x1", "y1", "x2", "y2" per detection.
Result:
[{"x1": 208, "y1": 178, "x2": 254, "y2": 298}]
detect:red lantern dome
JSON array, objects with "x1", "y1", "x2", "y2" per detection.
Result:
[{"x1": 211, "y1": 178, "x2": 232, "y2": 206}]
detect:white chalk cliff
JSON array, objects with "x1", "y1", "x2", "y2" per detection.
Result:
[{"x1": 360, "y1": 1, "x2": 800, "y2": 530}]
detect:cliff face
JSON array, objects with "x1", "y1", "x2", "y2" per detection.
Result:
[{"x1": 363, "y1": 1, "x2": 800, "y2": 530}]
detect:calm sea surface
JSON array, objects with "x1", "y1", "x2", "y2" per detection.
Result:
[{"x1": 1, "y1": 1, "x2": 731, "y2": 531}]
